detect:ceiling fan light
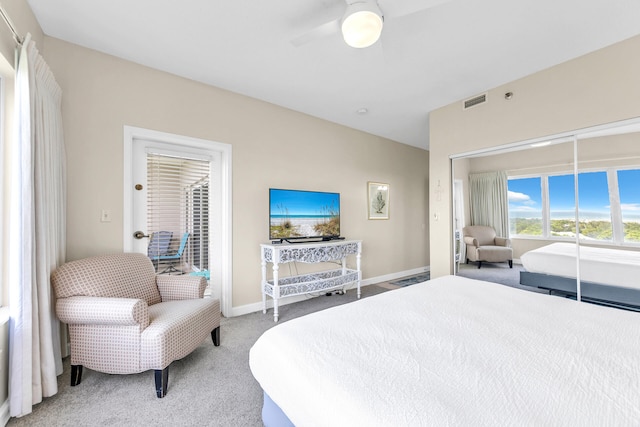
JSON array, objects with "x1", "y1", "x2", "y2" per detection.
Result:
[{"x1": 341, "y1": 3, "x2": 383, "y2": 48}]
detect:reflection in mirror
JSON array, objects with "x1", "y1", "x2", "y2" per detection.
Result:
[
  {"x1": 452, "y1": 121, "x2": 640, "y2": 313},
  {"x1": 452, "y1": 138, "x2": 578, "y2": 299},
  {"x1": 575, "y1": 131, "x2": 640, "y2": 310}
]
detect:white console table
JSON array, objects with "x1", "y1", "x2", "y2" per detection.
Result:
[{"x1": 260, "y1": 239, "x2": 362, "y2": 322}]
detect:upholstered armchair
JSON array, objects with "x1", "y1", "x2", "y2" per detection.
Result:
[
  {"x1": 51, "y1": 253, "x2": 221, "y2": 398},
  {"x1": 463, "y1": 225, "x2": 513, "y2": 269}
]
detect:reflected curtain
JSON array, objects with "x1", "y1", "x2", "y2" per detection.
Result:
[
  {"x1": 453, "y1": 179, "x2": 466, "y2": 265},
  {"x1": 469, "y1": 171, "x2": 509, "y2": 238},
  {"x1": 7, "y1": 33, "x2": 65, "y2": 417}
]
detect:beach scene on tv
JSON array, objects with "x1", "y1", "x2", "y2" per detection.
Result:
[{"x1": 270, "y1": 189, "x2": 340, "y2": 239}]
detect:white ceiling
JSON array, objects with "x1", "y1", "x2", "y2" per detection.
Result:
[{"x1": 25, "y1": 0, "x2": 640, "y2": 150}]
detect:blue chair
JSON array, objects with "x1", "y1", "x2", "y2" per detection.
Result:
[
  {"x1": 148, "y1": 231, "x2": 173, "y2": 272},
  {"x1": 156, "y1": 232, "x2": 190, "y2": 274}
]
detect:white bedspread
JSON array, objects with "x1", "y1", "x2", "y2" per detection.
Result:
[
  {"x1": 249, "y1": 275, "x2": 640, "y2": 426},
  {"x1": 521, "y1": 242, "x2": 640, "y2": 289}
]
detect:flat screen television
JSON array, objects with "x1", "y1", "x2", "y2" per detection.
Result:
[{"x1": 269, "y1": 188, "x2": 341, "y2": 242}]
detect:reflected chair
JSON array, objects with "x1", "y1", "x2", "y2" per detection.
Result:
[
  {"x1": 463, "y1": 225, "x2": 513, "y2": 269},
  {"x1": 148, "y1": 231, "x2": 173, "y2": 272},
  {"x1": 156, "y1": 232, "x2": 190, "y2": 274}
]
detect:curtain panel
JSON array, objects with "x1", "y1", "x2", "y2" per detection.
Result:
[
  {"x1": 7, "y1": 33, "x2": 65, "y2": 418},
  {"x1": 468, "y1": 171, "x2": 509, "y2": 238}
]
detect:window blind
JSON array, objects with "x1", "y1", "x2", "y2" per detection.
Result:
[{"x1": 147, "y1": 153, "x2": 210, "y2": 273}]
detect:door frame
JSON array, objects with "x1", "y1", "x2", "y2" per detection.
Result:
[{"x1": 123, "y1": 126, "x2": 232, "y2": 317}]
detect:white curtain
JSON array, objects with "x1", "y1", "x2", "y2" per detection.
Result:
[
  {"x1": 7, "y1": 33, "x2": 65, "y2": 418},
  {"x1": 469, "y1": 171, "x2": 509, "y2": 238}
]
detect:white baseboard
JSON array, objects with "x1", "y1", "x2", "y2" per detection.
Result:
[
  {"x1": 230, "y1": 266, "x2": 430, "y2": 318},
  {"x1": 0, "y1": 399, "x2": 9, "y2": 426}
]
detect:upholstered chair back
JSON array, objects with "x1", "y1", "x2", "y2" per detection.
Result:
[
  {"x1": 52, "y1": 253, "x2": 162, "y2": 306},
  {"x1": 463, "y1": 225, "x2": 497, "y2": 246}
]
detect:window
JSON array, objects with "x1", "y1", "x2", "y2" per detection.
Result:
[
  {"x1": 147, "y1": 154, "x2": 210, "y2": 275},
  {"x1": 618, "y1": 169, "x2": 640, "y2": 243},
  {"x1": 508, "y1": 177, "x2": 542, "y2": 236},
  {"x1": 548, "y1": 174, "x2": 575, "y2": 238},
  {"x1": 508, "y1": 167, "x2": 640, "y2": 246},
  {"x1": 188, "y1": 181, "x2": 209, "y2": 272},
  {"x1": 577, "y1": 171, "x2": 612, "y2": 241}
]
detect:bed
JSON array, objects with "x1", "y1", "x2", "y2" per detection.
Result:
[
  {"x1": 249, "y1": 275, "x2": 640, "y2": 426},
  {"x1": 520, "y1": 242, "x2": 640, "y2": 310}
]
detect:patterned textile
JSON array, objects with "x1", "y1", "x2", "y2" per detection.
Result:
[
  {"x1": 51, "y1": 253, "x2": 161, "y2": 305},
  {"x1": 56, "y1": 296, "x2": 150, "y2": 328},
  {"x1": 142, "y1": 298, "x2": 220, "y2": 369},
  {"x1": 156, "y1": 274, "x2": 206, "y2": 300},
  {"x1": 51, "y1": 253, "x2": 220, "y2": 376}
]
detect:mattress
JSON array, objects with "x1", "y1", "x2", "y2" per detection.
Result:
[
  {"x1": 520, "y1": 242, "x2": 640, "y2": 289},
  {"x1": 249, "y1": 275, "x2": 640, "y2": 426}
]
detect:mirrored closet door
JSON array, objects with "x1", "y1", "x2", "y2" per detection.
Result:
[{"x1": 451, "y1": 118, "x2": 640, "y2": 310}]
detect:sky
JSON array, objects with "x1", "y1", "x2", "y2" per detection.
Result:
[
  {"x1": 508, "y1": 169, "x2": 640, "y2": 219},
  {"x1": 269, "y1": 189, "x2": 340, "y2": 217}
]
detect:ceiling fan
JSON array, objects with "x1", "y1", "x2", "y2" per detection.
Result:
[{"x1": 291, "y1": 0, "x2": 451, "y2": 49}]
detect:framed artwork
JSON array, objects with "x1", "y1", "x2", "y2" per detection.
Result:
[{"x1": 368, "y1": 182, "x2": 389, "y2": 220}]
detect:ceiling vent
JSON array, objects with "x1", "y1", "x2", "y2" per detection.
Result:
[{"x1": 463, "y1": 93, "x2": 487, "y2": 110}]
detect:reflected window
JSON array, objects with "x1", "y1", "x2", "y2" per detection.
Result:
[
  {"x1": 618, "y1": 169, "x2": 640, "y2": 243},
  {"x1": 508, "y1": 167, "x2": 639, "y2": 245},
  {"x1": 548, "y1": 174, "x2": 576, "y2": 238},
  {"x1": 508, "y1": 177, "x2": 542, "y2": 236},
  {"x1": 578, "y1": 171, "x2": 612, "y2": 241}
]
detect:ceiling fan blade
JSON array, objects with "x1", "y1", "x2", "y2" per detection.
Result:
[{"x1": 291, "y1": 19, "x2": 340, "y2": 47}]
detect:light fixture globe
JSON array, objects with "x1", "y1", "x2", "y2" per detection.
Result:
[{"x1": 341, "y1": 2, "x2": 384, "y2": 48}]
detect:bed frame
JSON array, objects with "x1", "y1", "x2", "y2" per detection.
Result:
[{"x1": 519, "y1": 271, "x2": 640, "y2": 312}]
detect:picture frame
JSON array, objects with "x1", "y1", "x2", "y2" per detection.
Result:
[{"x1": 368, "y1": 182, "x2": 389, "y2": 220}]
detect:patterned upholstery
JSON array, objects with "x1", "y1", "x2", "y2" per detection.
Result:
[
  {"x1": 51, "y1": 253, "x2": 221, "y2": 397},
  {"x1": 53, "y1": 253, "x2": 161, "y2": 305}
]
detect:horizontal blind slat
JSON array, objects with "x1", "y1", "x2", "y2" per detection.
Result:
[{"x1": 147, "y1": 153, "x2": 211, "y2": 272}]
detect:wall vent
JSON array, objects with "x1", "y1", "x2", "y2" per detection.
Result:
[{"x1": 463, "y1": 93, "x2": 487, "y2": 110}]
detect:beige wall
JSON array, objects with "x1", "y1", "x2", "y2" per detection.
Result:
[
  {"x1": 40, "y1": 37, "x2": 430, "y2": 308},
  {"x1": 0, "y1": 1, "x2": 427, "y2": 415},
  {"x1": 0, "y1": 0, "x2": 43, "y2": 61},
  {"x1": 430, "y1": 34, "x2": 640, "y2": 278}
]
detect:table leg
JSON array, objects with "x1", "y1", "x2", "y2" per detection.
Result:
[
  {"x1": 356, "y1": 250, "x2": 362, "y2": 299},
  {"x1": 261, "y1": 259, "x2": 267, "y2": 314},
  {"x1": 273, "y1": 263, "x2": 279, "y2": 322}
]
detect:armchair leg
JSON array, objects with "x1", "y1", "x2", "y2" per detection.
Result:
[
  {"x1": 477, "y1": 261, "x2": 482, "y2": 269},
  {"x1": 211, "y1": 326, "x2": 221, "y2": 346},
  {"x1": 70, "y1": 365, "x2": 83, "y2": 386},
  {"x1": 155, "y1": 368, "x2": 169, "y2": 398},
  {"x1": 509, "y1": 260, "x2": 513, "y2": 268}
]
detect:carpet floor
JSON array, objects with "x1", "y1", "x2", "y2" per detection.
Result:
[
  {"x1": 7, "y1": 269, "x2": 545, "y2": 426},
  {"x1": 7, "y1": 284, "x2": 390, "y2": 427},
  {"x1": 456, "y1": 261, "x2": 549, "y2": 294},
  {"x1": 388, "y1": 272, "x2": 430, "y2": 287}
]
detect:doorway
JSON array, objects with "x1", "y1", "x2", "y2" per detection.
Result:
[
  {"x1": 123, "y1": 126, "x2": 232, "y2": 316},
  {"x1": 453, "y1": 179, "x2": 465, "y2": 273}
]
